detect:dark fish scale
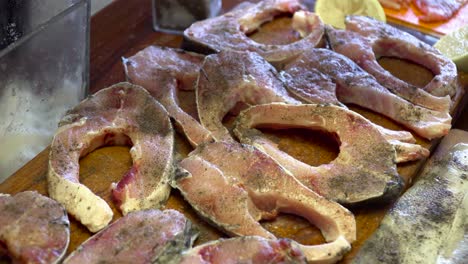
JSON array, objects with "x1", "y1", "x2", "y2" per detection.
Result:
[{"x1": 353, "y1": 131, "x2": 468, "y2": 263}]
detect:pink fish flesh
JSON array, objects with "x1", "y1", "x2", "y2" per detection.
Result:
[
  {"x1": 283, "y1": 48, "x2": 452, "y2": 139},
  {"x1": 171, "y1": 236, "x2": 307, "y2": 264},
  {"x1": 124, "y1": 46, "x2": 213, "y2": 147},
  {"x1": 342, "y1": 16, "x2": 460, "y2": 99},
  {"x1": 196, "y1": 50, "x2": 299, "y2": 142},
  {"x1": 0, "y1": 191, "x2": 69, "y2": 264},
  {"x1": 326, "y1": 22, "x2": 453, "y2": 113},
  {"x1": 234, "y1": 103, "x2": 404, "y2": 205},
  {"x1": 279, "y1": 57, "x2": 430, "y2": 163},
  {"x1": 48, "y1": 83, "x2": 174, "y2": 232},
  {"x1": 183, "y1": 0, "x2": 324, "y2": 65},
  {"x1": 64, "y1": 209, "x2": 197, "y2": 264},
  {"x1": 173, "y1": 141, "x2": 356, "y2": 263}
]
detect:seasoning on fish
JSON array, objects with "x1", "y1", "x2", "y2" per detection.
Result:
[
  {"x1": 326, "y1": 29, "x2": 452, "y2": 115},
  {"x1": 183, "y1": 0, "x2": 324, "y2": 65},
  {"x1": 0, "y1": 191, "x2": 69, "y2": 264},
  {"x1": 283, "y1": 48, "x2": 452, "y2": 139},
  {"x1": 64, "y1": 209, "x2": 197, "y2": 264},
  {"x1": 165, "y1": 236, "x2": 307, "y2": 264},
  {"x1": 197, "y1": 50, "x2": 299, "y2": 142},
  {"x1": 48, "y1": 82, "x2": 174, "y2": 232},
  {"x1": 280, "y1": 62, "x2": 429, "y2": 162},
  {"x1": 173, "y1": 141, "x2": 356, "y2": 264},
  {"x1": 280, "y1": 66, "x2": 342, "y2": 106},
  {"x1": 353, "y1": 129, "x2": 468, "y2": 263},
  {"x1": 234, "y1": 103, "x2": 404, "y2": 205},
  {"x1": 124, "y1": 46, "x2": 213, "y2": 147},
  {"x1": 329, "y1": 16, "x2": 459, "y2": 104}
]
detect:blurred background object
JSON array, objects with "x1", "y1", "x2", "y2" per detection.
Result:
[
  {"x1": 152, "y1": 0, "x2": 222, "y2": 34},
  {"x1": 0, "y1": 0, "x2": 90, "y2": 182}
]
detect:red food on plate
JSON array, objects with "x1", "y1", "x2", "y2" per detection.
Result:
[{"x1": 414, "y1": 0, "x2": 467, "y2": 22}]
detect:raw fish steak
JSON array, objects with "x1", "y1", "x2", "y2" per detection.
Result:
[
  {"x1": 167, "y1": 236, "x2": 307, "y2": 264},
  {"x1": 64, "y1": 209, "x2": 196, "y2": 264},
  {"x1": 280, "y1": 57, "x2": 429, "y2": 162},
  {"x1": 336, "y1": 16, "x2": 460, "y2": 100},
  {"x1": 197, "y1": 50, "x2": 299, "y2": 141},
  {"x1": 326, "y1": 22, "x2": 453, "y2": 113},
  {"x1": 183, "y1": 0, "x2": 324, "y2": 65},
  {"x1": 124, "y1": 46, "x2": 212, "y2": 147},
  {"x1": 0, "y1": 191, "x2": 69, "y2": 264},
  {"x1": 283, "y1": 48, "x2": 451, "y2": 139},
  {"x1": 234, "y1": 103, "x2": 403, "y2": 205},
  {"x1": 48, "y1": 82, "x2": 174, "y2": 232},
  {"x1": 173, "y1": 141, "x2": 356, "y2": 263}
]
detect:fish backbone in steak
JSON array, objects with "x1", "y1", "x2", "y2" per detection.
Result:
[
  {"x1": 48, "y1": 82, "x2": 174, "y2": 232},
  {"x1": 282, "y1": 48, "x2": 451, "y2": 140},
  {"x1": 280, "y1": 57, "x2": 430, "y2": 163},
  {"x1": 234, "y1": 103, "x2": 404, "y2": 205},
  {"x1": 183, "y1": 0, "x2": 324, "y2": 65},
  {"x1": 173, "y1": 141, "x2": 356, "y2": 264},
  {"x1": 328, "y1": 16, "x2": 460, "y2": 105}
]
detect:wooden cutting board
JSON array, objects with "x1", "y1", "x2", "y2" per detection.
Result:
[{"x1": 0, "y1": 0, "x2": 467, "y2": 263}]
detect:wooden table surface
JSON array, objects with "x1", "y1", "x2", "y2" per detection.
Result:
[{"x1": 1, "y1": 0, "x2": 467, "y2": 263}]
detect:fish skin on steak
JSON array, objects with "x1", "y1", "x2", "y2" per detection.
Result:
[
  {"x1": 183, "y1": 0, "x2": 324, "y2": 65},
  {"x1": 124, "y1": 46, "x2": 213, "y2": 147},
  {"x1": 326, "y1": 16, "x2": 458, "y2": 110},
  {"x1": 280, "y1": 55, "x2": 430, "y2": 163},
  {"x1": 234, "y1": 103, "x2": 404, "y2": 205},
  {"x1": 173, "y1": 141, "x2": 356, "y2": 264},
  {"x1": 64, "y1": 209, "x2": 197, "y2": 264},
  {"x1": 165, "y1": 236, "x2": 307, "y2": 264},
  {"x1": 196, "y1": 50, "x2": 299, "y2": 142},
  {"x1": 48, "y1": 82, "x2": 174, "y2": 232},
  {"x1": 282, "y1": 48, "x2": 452, "y2": 140},
  {"x1": 353, "y1": 129, "x2": 468, "y2": 263},
  {"x1": 0, "y1": 191, "x2": 69, "y2": 264}
]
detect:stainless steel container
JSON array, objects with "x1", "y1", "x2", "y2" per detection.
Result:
[{"x1": 0, "y1": 0, "x2": 90, "y2": 181}]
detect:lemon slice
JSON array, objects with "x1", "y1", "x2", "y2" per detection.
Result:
[
  {"x1": 315, "y1": 0, "x2": 386, "y2": 29},
  {"x1": 434, "y1": 26, "x2": 468, "y2": 72}
]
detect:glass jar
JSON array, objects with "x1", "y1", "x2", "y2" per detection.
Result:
[
  {"x1": 152, "y1": 0, "x2": 222, "y2": 34},
  {"x1": 0, "y1": 0, "x2": 90, "y2": 181}
]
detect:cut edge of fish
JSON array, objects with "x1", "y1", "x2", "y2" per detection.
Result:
[{"x1": 152, "y1": 218, "x2": 199, "y2": 264}]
